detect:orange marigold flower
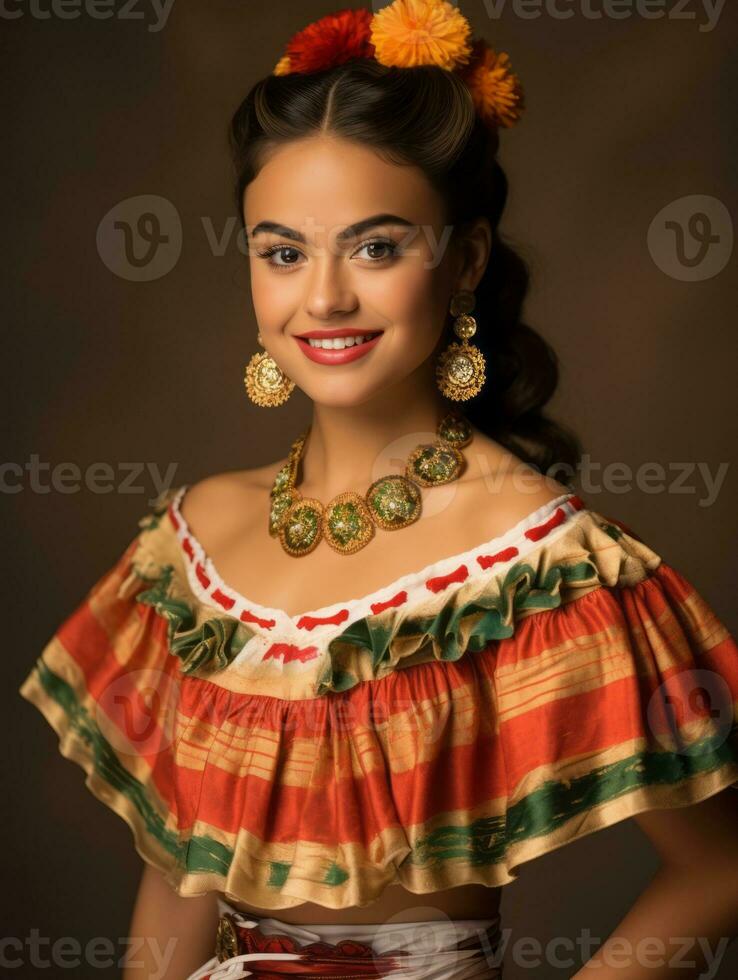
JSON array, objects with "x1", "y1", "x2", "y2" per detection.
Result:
[
  {"x1": 371, "y1": 0, "x2": 473, "y2": 71},
  {"x1": 280, "y1": 8, "x2": 375, "y2": 75},
  {"x1": 274, "y1": 55, "x2": 291, "y2": 76},
  {"x1": 459, "y1": 39, "x2": 525, "y2": 128}
]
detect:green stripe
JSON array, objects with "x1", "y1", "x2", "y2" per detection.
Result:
[
  {"x1": 29, "y1": 656, "x2": 232, "y2": 876},
  {"x1": 412, "y1": 724, "x2": 738, "y2": 868},
  {"x1": 28, "y1": 655, "x2": 738, "y2": 894}
]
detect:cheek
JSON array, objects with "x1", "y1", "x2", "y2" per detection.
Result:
[
  {"x1": 249, "y1": 262, "x2": 293, "y2": 328},
  {"x1": 373, "y1": 264, "x2": 449, "y2": 340}
]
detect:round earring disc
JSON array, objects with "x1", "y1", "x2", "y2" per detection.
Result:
[
  {"x1": 254, "y1": 352, "x2": 288, "y2": 393},
  {"x1": 436, "y1": 344, "x2": 486, "y2": 400},
  {"x1": 450, "y1": 291, "x2": 475, "y2": 316},
  {"x1": 454, "y1": 315, "x2": 477, "y2": 340},
  {"x1": 244, "y1": 352, "x2": 294, "y2": 406}
]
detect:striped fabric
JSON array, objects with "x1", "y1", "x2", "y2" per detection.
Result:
[{"x1": 18, "y1": 486, "x2": 738, "y2": 910}]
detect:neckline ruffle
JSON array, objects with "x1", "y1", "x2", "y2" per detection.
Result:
[{"x1": 167, "y1": 483, "x2": 584, "y2": 635}]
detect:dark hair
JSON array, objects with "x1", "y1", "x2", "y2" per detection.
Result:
[{"x1": 229, "y1": 59, "x2": 583, "y2": 482}]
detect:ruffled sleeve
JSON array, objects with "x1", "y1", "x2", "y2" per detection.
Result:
[
  {"x1": 17, "y1": 486, "x2": 256, "y2": 896},
  {"x1": 295, "y1": 505, "x2": 738, "y2": 904}
]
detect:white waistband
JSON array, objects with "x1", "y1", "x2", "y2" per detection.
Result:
[
  {"x1": 184, "y1": 897, "x2": 504, "y2": 980},
  {"x1": 215, "y1": 895, "x2": 502, "y2": 947}
]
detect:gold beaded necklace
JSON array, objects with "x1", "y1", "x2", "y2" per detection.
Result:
[{"x1": 268, "y1": 412, "x2": 473, "y2": 557}]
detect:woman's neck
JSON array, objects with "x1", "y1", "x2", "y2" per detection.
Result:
[{"x1": 298, "y1": 384, "x2": 453, "y2": 501}]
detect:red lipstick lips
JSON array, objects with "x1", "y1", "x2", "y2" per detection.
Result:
[{"x1": 294, "y1": 329, "x2": 383, "y2": 365}]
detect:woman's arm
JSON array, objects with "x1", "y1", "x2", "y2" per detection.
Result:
[
  {"x1": 571, "y1": 787, "x2": 738, "y2": 978},
  {"x1": 121, "y1": 863, "x2": 221, "y2": 980}
]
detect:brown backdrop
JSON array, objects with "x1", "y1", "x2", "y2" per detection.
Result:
[{"x1": 5, "y1": 1, "x2": 737, "y2": 977}]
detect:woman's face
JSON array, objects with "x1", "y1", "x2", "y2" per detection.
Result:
[{"x1": 242, "y1": 135, "x2": 481, "y2": 407}]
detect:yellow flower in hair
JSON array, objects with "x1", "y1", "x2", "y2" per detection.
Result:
[
  {"x1": 274, "y1": 55, "x2": 292, "y2": 75},
  {"x1": 371, "y1": 0, "x2": 473, "y2": 71},
  {"x1": 459, "y1": 40, "x2": 525, "y2": 128}
]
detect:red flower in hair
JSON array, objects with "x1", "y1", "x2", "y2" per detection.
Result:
[{"x1": 282, "y1": 8, "x2": 376, "y2": 74}]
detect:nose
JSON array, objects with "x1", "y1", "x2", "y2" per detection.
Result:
[{"x1": 303, "y1": 251, "x2": 358, "y2": 320}]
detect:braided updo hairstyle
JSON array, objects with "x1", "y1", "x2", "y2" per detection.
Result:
[{"x1": 229, "y1": 59, "x2": 582, "y2": 482}]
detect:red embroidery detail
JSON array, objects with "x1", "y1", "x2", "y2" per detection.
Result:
[
  {"x1": 568, "y1": 494, "x2": 585, "y2": 511},
  {"x1": 211, "y1": 588, "x2": 235, "y2": 610},
  {"x1": 524, "y1": 506, "x2": 567, "y2": 542},
  {"x1": 240, "y1": 923, "x2": 380, "y2": 958},
  {"x1": 476, "y1": 545, "x2": 519, "y2": 570},
  {"x1": 182, "y1": 537, "x2": 195, "y2": 561},
  {"x1": 425, "y1": 564, "x2": 468, "y2": 593},
  {"x1": 195, "y1": 562, "x2": 211, "y2": 589},
  {"x1": 296, "y1": 609, "x2": 350, "y2": 631},
  {"x1": 168, "y1": 504, "x2": 180, "y2": 530},
  {"x1": 263, "y1": 642, "x2": 320, "y2": 664},
  {"x1": 370, "y1": 590, "x2": 408, "y2": 615},
  {"x1": 239, "y1": 608, "x2": 276, "y2": 629}
]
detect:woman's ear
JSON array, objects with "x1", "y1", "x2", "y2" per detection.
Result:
[{"x1": 452, "y1": 216, "x2": 492, "y2": 291}]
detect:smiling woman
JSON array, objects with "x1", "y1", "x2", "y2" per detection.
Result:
[{"x1": 17, "y1": 2, "x2": 738, "y2": 979}]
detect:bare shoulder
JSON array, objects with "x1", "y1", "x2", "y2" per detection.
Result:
[
  {"x1": 179, "y1": 459, "x2": 287, "y2": 546},
  {"x1": 455, "y1": 429, "x2": 573, "y2": 541}
]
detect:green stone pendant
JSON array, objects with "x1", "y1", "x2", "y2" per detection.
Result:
[
  {"x1": 324, "y1": 492, "x2": 375, "y2": 554},
  {"x1": 406, "y1": 442, "x2": 464, "y2": 487},
  {"x1": 279, "y1": 498, "x2": 324, "y2": 556},
  {"x1": 438, "y1": 411, "x2": 472, "y2": 449},
  {"x1": 269, "y1": 489, "x2": 299, "y2": 536},
  {"x1": 366, "y1": 476, "x2": 421, "y2": 530},
  {"x1": 271, "y1": 427, "x2": 309, "y2": 499},
  {"x1": 271, "y1": 464, "x2": 293, "y2": 498}
]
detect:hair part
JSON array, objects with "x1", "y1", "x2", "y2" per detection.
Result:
[{"x1": 229, "y1": 59, "x2": 583, "y2": 481}]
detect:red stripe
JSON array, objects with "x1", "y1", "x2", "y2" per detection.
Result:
[
  {"x1": 370, "y1": 591, "x2": 408, "y2": 615},
  {"x1": 297, "y1": 609, "x2": 350, "y2": 631},
  {"x1": 263, "y1": 643, "x2": 321, "y2": 664},
  {"x1": 476, "y1": 545, "x2": 519, "y2": 570},
  {"x1": 211, "y1": 588, "x2": 235, "y2": 610},
  {"x1": 240, "y1": 608, "x2": 276, "y2": 630},
  {"x1": 425, "y1": 564, "x2": 468, "y2": 593},
  {"x1": 524, "y1": 506, "x2": 567, "y2": 541}
]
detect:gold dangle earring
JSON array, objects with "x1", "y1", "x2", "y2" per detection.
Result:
[
  {"x1": 435, "y1": 290, "x2": 487, "y2": 401},
  {"x1": 244, "y1": 332, "x2": 295, "y2": 407}
]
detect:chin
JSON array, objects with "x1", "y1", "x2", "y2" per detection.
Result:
[{"x1": 300, "y1": 377, "x2": 388, "y2": 408}]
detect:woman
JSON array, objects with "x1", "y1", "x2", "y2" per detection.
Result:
[{"x1": 19, "y1": 2, "x2": 738, "y2": 978}]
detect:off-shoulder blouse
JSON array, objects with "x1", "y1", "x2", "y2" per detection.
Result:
[{"x1": 18, "y1": 484, "x2": 738, "y2": 910}]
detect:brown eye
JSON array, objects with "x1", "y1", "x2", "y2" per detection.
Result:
[
  {"x1": 259, "y1": 246, "x2": 302, "y2": 267},
  {"x1": 354, "y1": 239, "x2": 399, "y2": 261}
]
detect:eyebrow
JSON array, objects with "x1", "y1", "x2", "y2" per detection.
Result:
[{"x1": 248, "y1": 213, "x2": 416, "y2": 244}]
